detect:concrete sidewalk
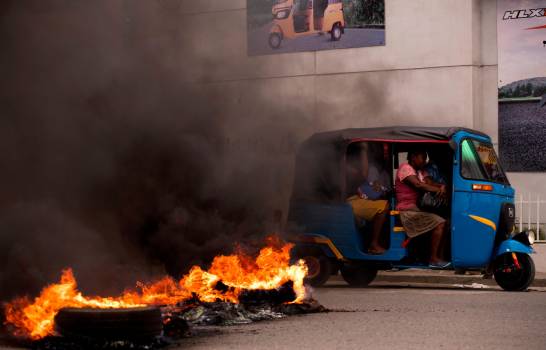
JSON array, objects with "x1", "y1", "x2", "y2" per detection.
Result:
[{"x1": 372, "y1": 269, "x2": 546, "y2": 287}]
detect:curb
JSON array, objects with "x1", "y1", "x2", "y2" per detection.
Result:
[{"x1": 373, "y1": 274, "x2": 546, "y2": 287}]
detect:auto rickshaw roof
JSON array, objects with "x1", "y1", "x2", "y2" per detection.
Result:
[
  {"x1": 302, "y1": 126, "x2": 488, "y2": 146},
  {"x1": 290, "y1": 126, "x2": 489, "y2": 203}
]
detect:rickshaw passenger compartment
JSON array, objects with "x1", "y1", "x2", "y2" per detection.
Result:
[
  {"x1": 293, "y1": 0, "x2": 311, "y2": 32},
  {"x1": 286, "y1": 128, "x2": 530, "y2": 289}
]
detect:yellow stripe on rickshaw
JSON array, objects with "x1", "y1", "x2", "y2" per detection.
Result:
[
  {"x1": 312, "y1": 237, "x2": 346, "y2": 261},
  {"x1": 468, "y1": 215, "x2": 497, "y2": 232}
]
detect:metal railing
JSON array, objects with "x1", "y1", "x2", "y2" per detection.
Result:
[{"x1": 515, "y1": 193, "x2": 546, "y2": 242}]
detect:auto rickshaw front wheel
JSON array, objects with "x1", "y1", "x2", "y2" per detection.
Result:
[
  {"x1": 494, "y1": 252, "x2": 535, "y2": 291},
  {"x1": 291, "y1": 247, "x2": 333, "y2": 287},
  {"x1": 340, "y1": 263, "x2": 377, "y2": 287},
  {"x1": 268, "y1": 33, "x2": 282, "y2": 49}
]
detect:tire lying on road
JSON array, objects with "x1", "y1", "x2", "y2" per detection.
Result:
[
  {"x1": 340, "y1": 263, "x2": 378, "y2": 287},
  {"x1": 54, "y1": 306, "x2": 163, "y2": 340}
]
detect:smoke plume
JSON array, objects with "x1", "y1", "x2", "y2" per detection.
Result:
[{"x1": 0, "y1": 0, "x2": 319, "y2": 300}]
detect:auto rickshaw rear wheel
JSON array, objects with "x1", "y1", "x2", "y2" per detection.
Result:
[
  {"x1": 494, "y1": 252, "x2": 535, "y2": 291},
  {"x1": 340, "y1": 263, "x2": 377, "y2": 287},
  {"x1": 291, "y1": 247, "x2": 333, "y2": 287},
  {"x1": 330, "y1": 23, "x2": 342, "y2": 41},
  {"x1": 268, "y1": 33, "x2": 282, "y2": 49}
]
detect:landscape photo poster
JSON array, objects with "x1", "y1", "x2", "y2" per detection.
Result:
[
  {"x1": 497, "y1": 0, "x2": 546, "y2": 172},
  {"x1": 247, "y1": 0, "x2": 385, "y2": 56}
]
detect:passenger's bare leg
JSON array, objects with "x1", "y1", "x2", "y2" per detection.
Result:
[
  {"x1": 438, "y1": 220, "x2": 450, "y2": 260},
  {"x1": 429, "y1": 222, "x2": 446, "y2": 263},
  {"x1": 369, "y1": 203, "x2": 389, "y2": 253}
]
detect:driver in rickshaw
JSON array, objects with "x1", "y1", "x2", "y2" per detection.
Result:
[{"x1": 346, "y1": 143, "x2": 390, "y2": 255}]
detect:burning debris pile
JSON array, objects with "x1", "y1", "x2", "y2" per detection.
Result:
[
  {"x1": 165, "y1": 283, "x2": 324, "y2": 328},
  {"x1": 1, "y1": 240, "x2": 325, "y2": 348}
]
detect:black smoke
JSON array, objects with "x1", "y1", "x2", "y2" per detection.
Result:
[{"x1": 0, "y1": 0, "x2": 316, "y2": 300}]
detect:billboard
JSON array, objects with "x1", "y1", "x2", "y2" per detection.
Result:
[
  {"x1": 247, "y1": 0, "x2": 385, "y2": 56},
  {"x1": 497, "y1": 0, "x2": 546, "y2": 172}
]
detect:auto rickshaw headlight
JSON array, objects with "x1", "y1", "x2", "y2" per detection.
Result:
[
  {"x1": 276, "y1": 10, "x2": 289, "y2": 19},
  {"x1": 528, "y1": 230, "x2": 535, "y2": 245}
]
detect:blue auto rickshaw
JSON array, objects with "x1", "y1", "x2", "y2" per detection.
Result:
[{"x1": 287, "y1": 127, "x2": 535, "y2": 291}]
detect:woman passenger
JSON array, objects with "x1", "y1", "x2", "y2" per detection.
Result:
[{"x1": 395, "y1": 148, "x2": 449, "y2": 268}]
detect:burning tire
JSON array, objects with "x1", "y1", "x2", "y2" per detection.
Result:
[
  {"x1": 340, "y1": 264, "x2": 377, "y2": 287},
  {"x1": 54, "y1": 307, "x2": 163, "y2": 340},
  {"x1": 494, "y1": 253, "x2": 535, "y2": 291},
  {"x1": 291, "y1": 247, "x2": 333, "y2": 287}
]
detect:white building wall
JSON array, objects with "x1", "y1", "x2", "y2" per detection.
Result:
[{"x1": 171, "y1": 0, "x2": 546, "y2": 221}]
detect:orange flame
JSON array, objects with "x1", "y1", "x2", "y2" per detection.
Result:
[{"x1": 3, "y1": 242, "x2": 307, "y2": 340}]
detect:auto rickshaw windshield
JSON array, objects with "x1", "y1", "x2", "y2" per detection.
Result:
[{"x1": 461, "y1": 139, "x2": 509, "y2": 184}]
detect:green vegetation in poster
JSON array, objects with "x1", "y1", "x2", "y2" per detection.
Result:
[
  {"x1": 343, "y1": 0, "x2": 385, "y2": 27},
  {"x1": 498, "y1": 77, "x2": 546, "y2": 99}
]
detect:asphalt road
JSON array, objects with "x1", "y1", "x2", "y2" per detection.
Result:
[
  {"x1": 177, "y1": 280, "x2": 546, "y2": 350},
  {"x1": 248, "y1": 25, "x2": 385, "y2": 55}
]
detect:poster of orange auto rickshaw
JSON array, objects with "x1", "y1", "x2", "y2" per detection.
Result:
[
  {"x1": 497, "y1": 0, "x2": 546, "y2": 171},
  {"x1": 247, "y1": 0, "x2": 385, "y2": 56}
]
